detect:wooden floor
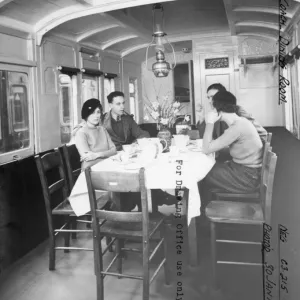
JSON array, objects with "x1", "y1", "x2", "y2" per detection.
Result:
[{"x1": 0, "y1": 204, "x2": 264, "y2": 300}]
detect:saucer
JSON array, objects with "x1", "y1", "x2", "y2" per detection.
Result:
[
  {"x1": 190, "y1": 148, "x2": 202, "y2": 152},
  {"x1": 124, "y1": 163, "x2": 141, "y2": 170}
]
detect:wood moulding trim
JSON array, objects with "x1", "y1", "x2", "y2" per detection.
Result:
[
  {"x1": 0, "y1": 56, "x2": 36, "y2": 67},
  {"x1": 35, "y1": 0, "x2": 176, "y2": 46}
]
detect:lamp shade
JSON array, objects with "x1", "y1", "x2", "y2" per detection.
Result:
[
  {"x1": 152, "y1": 50, "x2": 170, "y2": 77},
  {"x1": 145, "y1": 3, "x2": 176, "y2": 78}
]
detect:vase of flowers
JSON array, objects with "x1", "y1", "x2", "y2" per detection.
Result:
[
  {"x1": 144, "y1": 90, "x2": 184, "y2": 151},
  {"x1": 176, "y1": 115, "x2": 191, "y2": 135}
]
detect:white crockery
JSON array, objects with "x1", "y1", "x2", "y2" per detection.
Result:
[{"x1": 173, "y1": 135, "x2": 189, "y2": 149}]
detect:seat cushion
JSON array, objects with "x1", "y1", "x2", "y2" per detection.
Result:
[
  {"x1": 205, "y1": 200, "x2": 264, "y2": 224},
  {"x1": 53, "y1": 191, "x2": 110, "y2": 215},
  {"x1": 99, "y1": 213, "x2": 165, "y2": 239}
]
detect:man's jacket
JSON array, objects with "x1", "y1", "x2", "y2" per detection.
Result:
[{"x1": 102, "y1": 112, "x2": 150, "y2": 151}]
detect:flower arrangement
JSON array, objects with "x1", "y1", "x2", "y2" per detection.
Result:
[{"x1": 143, "y1": 83, "x2": 185, "y2": 129}]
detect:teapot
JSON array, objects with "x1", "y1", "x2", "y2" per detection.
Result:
[
  {"x1": 137, "y1": 137, "x2": 167, "y2": 157},
  {"x1": 173, "y1": 135, "x2": 189, "y2": 149}
]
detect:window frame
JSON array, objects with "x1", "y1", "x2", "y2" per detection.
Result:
[
  {"x1": 129, "y1": 77, "x2": 139, "y2": 121},
  {"x1": 58, "y1": 73, "x2": 73, "y2": 126},
  {"x1": 103, "y1": 77, "x2": 115, "y2": 113},
  {"x1": 0, "y1": 64, "x2": 34, "y2": 165}
]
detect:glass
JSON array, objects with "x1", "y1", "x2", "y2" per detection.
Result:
[{"x1": 0, "y1": 71, "x2": 30, "y2": 154}]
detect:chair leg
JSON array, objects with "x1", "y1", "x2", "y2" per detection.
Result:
[
  {"x1": 94, "y1": 234, "x2": 104, "y2": 300},
  {"x1": 161, "y1": 227, "x2": 171, "y2": 285},
  {"x1": 49, "y1": 232, "x2": 56, "y2": 271},
  {"x1": 96, "y1": 274, "x2": 104, "y2": 300},
  {"x1": 210, "y1": 222, "x2": 218, "y2": 290},
  {"x1": 143, "y1": 241, "x2": 150, "y2": 300},
  {"x1": 71, "y1": 218, "x2": 77, "y2": 240},
  {"x1": 64, "y1": 219, "x2": 70, "y2": 253},
  {"x1": 117, "y1": 239, "x2": 123, "y2": 278}
]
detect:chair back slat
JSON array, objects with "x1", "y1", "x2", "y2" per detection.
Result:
[
  {"x1": 61, "y1": 144, "x2": 81, "y2": 191},
  {"x1": 96, "y1": 210, "x2": 143, "y2": 223},
  {"x1": 85, "y1": 168, "x2": 149, "y2": 226},
  {"x1": 89, "y1": 171, "x2": 141, "y2": 192},
  {"x1": 49, "y1": 179, "x2": 66, "y2": 194},
  {"x1": 41, "y1": 152, "x2": 61, "y2": 172},
  {"x1": 260, "y1": 150, "x2": 277, "y2": 225}
]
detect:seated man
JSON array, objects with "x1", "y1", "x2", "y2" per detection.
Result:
[
  {"x1": 103, "y1": 91, "x2": 150, "y2": 150},
  {"x1": 197, "y1": 83, "x2": 267, "y2": 161},
  {"x1": 200, "y1": 91, "x2": 263, "y2": 214}
]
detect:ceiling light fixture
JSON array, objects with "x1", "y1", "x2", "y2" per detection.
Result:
[{"x1": 145, "y1": 3, "x2": 176, "y2": 78}]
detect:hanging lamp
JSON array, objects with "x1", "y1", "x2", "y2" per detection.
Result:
[{"x1": 145, "y1": 3, "x2": 176, "y2": 77}]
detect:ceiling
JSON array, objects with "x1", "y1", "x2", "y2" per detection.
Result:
[{"x1": 0, "y1": 0, "x2": 299, "y2": 58}]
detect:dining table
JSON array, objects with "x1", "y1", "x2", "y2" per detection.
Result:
[{"x1": 69, "y1": 139, "x2": 216, "y2": 266}]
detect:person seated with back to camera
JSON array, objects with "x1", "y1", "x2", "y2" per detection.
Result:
[
  {"x1": 196, "y1": 83, "x2": 267, "y2": 162},
  {"x1": 199, "y1": 91, "x2": 263, "y2": 215}
]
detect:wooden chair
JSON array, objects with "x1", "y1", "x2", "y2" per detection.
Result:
[
  {"x1": 85, "y1": 167, "x2": 171, "y2": 300},
  {"x1": 266, "y1": 132, "x2": 272, "y2": 144},
  {"x1": 205, "y1": 150, "x2": 277, "y2": 289},
  {"x1": 35, "y1": 149, "x2": 110, "y2": 270},
  {"x1": 60, "y1": 144, "x2": 81, "y2": 192},
  {"x1": 60, "y1": 144, "x2": 92, "y2": 232},
  {"x1": 212, "y1": 142, "x2": 272, "y2": 202}
]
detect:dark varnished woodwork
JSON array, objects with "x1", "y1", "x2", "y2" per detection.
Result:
[
  {"x1": 34, "y1": 149, "x2": 110, "y2": 270},
  {"x1": 60, "y1": 144, "x2": 81, "y2": 192}
]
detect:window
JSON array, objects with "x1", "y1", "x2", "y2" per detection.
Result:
[
  {"x1": 129, "y1": 77, "x2": 138, "y2": 120},
  {"x1": 0, "y1": 70, "x2": 30, "y2": 155},
  {"x1": 82, "y1": 74, "x2": 99, "y2": 102},
  {"x1": 59, "y1": 73, "x2": 75, "y2": 144},
  {"x1": 104, "y1": 77, "x2": 115, "y2": 112}
]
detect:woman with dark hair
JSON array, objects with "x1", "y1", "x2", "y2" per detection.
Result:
[
  {"x1": 74, "y1": 98, "x2": 117, "y2": 170},
  {"x1": 200, "y1": 91, "x2": 263, "y2": 211}
]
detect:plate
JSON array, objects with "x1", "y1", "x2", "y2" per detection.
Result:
[
  {"x1": 124, "y1": 163, "x2": 141, "y2": 170},
  {"x1": 189, "y1": 148, "x2": 202, "y2": 152}
]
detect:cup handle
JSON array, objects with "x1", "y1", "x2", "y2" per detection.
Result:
[{"x1": 160, "y1": 139, "x2": 168, "y2": 151}]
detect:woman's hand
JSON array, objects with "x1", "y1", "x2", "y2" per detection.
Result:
[
  {"x1": 205, "y1": 110, "x2": 221, "y2": 124},
  {"x1": 196, "y1": 104, "x2": 205, "y2": 123},
  {"x1": 80, "y1": 151, "x2": 99, "y2": 162}
]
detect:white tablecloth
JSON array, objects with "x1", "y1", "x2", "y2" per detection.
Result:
[{"x1": 69, "y1": 150, "x2": 215, "y2": 225}]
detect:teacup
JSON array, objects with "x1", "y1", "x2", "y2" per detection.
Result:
[
  {"x1": 136, "y1": 138, "x2": 149, "y2": 148},
  {"x1": 196, "y1": 139, "x2": 203, "y2": 149},
  {"x1": 122, "y1": 144, "x2": 133, "y2": 154},
  {"x1": 120, "y1": 152, "x2": 130, "y2": 163},
  {"x1": 173, "y1": 135, "x2": 189, "y2": 149}
]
